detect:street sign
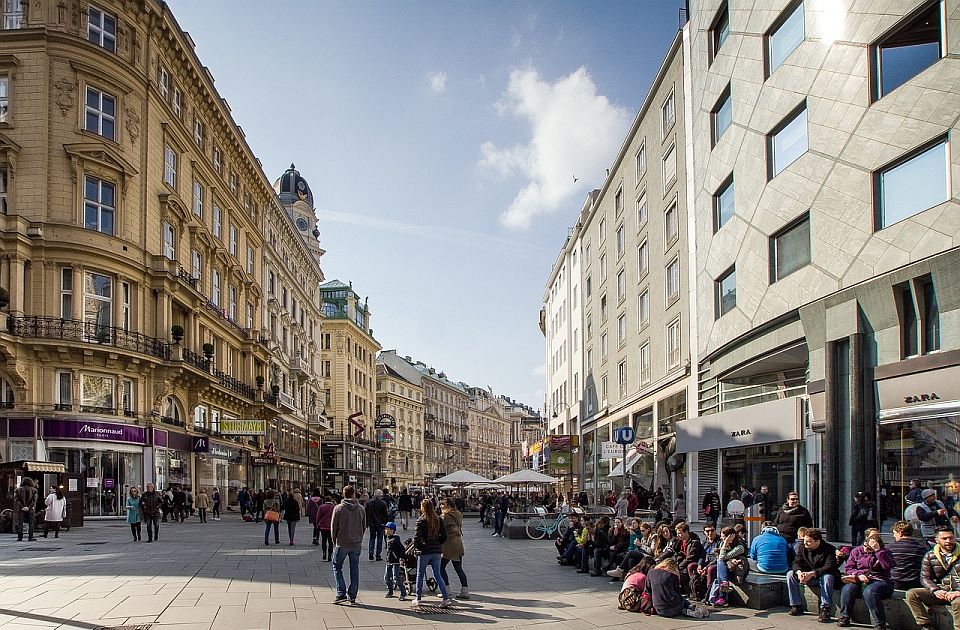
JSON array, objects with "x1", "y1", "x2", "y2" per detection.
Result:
[
  {"x1": 375, "y1": 413, "x2": 397, "y2": 429},
  {"x1": 600, "y1": 441, "x2": 621, "y2": 460},
  {"x1": 614, "y1": 426, "x2": 636, "y2": 445}
]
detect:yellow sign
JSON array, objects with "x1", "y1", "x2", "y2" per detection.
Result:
[{"x1": 219, "y1": 419, "x2": 266, "y2": 436}]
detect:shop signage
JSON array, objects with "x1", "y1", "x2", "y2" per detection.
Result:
[
  {"x1": 104, "y1": 478, "x2": 115, "y2": 489},
  {"x1": 210, "y1": 445, "x2": 235, "y2": 459},
  {"x1": 219, "y1": 419, "x2": 267, "y2": 436},
  {"x1": 730, "y1": 429, "x2": 752, "y2": 437},
  {"x1": 904, "y1": 392, "x2": 940, "y2": 404},
  {"x1": 44, "y1": 419, "x2": 147, "y2": 445},
  {"x1": 192, "y1": 436, "x2": 209, "y2": 453},
  {"x1": 600, "y1": 441, "x2": 621, "y2": 460},
  {"x1": 375, "y1": 413, "x2": 397, "y2": 429},
  {"x1": 634, "y1": 440, "x2": 654, "y2": 455},
  {"x1": 86, "y1": 477, "x2": 99, "y2": 488},
  {"x1": 675, "y1": 396, "x2": 803, "y2": 454},
  {"x1": 876, "y1": 366, "x2": 960, "y2": 414},
  {"x1": 614, "y1": 426, "x2": 636, "y2": 445},
  {"x1": 251, "y1": 456, "x2": 276, "y2": 466},
  {"x1": 377, "y1": 428, "x2": 395, "y2": 443},
  {"x1": 349, "y1": 412, "x2": 364, "y2": 438}
]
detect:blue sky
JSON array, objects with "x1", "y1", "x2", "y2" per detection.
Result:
[{"x1": 167, "y1": 0, "x2": 681, "y2": 408}]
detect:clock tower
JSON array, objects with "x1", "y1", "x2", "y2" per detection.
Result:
[{"x1": 273, "y1": 164, "x2": 324, "y2": 263}]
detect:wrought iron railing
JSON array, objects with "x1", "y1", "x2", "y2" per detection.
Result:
[
  {"x1": 263, "y1": 393, "x2": 279, "y2": 407},
  {"x1": 7, "y1": 316, "x2": 170, "y2": 360},
  {"x1": 177, "y1": 266, "x2": 200, "y2": 291},
  {"x1": 182, "y1": 347, "x2": 209, "y2": 371},
  {"x1": 211, "y1": 367, "x2": 256, "y2": 401}
]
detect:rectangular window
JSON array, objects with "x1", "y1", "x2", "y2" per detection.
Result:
[
  {"x1": 617, "y1": 313, "x2": 626, "y2": 345},
  {"x1": 246, "y1": 302, "x2": 254, "y2": 329},
  {"x1": 83, "y1": 272, "x2": 112, "y2": 330},
  {"x1": 268, "y1": 270, "x2": 275, "y2": 295},
  {"x1": 661, "y1": 90, "x2": 676, "y2": 138},
  {"x1": 636, "y1": 143, "x2": 646, "y2": 180},
  {"x1": 710, "y1": 3, "x2": 730, "y2": 62},
  {"x1": 766, "y1": 0, "x2": 805, "y2": 76},
  {"x1": 616, "y1": 268, "x2": 626, "y2": 303},
  {"x1": 83, "y1": 175, "x2": 115, "y2": 235},
  {"x1": 876, "y1": 137, "x2": 949, "y2": 229},
  {"x1": 2, "y1": 0, "x2": 23, "y2": 29},
  {"x1": 60, "y1": 267, "x2": 73, "y2": 319},
  {"x1": 229, "y1": 225, "x2": 237, "y2": 256},
  {"x1": 640, "y1": 342, "x2": 651, "y2": 385},
  {"x1": 638, "y1": 289, "x2": 649, "y2": 328},
  {"x1": 872, "y1": 1, "x2": 941, "y2": 100},
  {"x1": 899, "y1": 284, "x2": 919, "y2": 358},
  {"x1": 768, "y1": 103, "x2": 807, "y2": 179},
  {"x1": 192, "y1": 180, "x2": 203, "y2": 217},
  {"x1": 212, "y1": 269, "x2": 221, "y2": 306},
  {"x1": 601, "y1": 374, "x2": 608, "y2": 401},
  {"x1": 172, "y1": 87, "x2": 182, "y2": 118},
  {"x1": 191, "y1": 250, "x2": 202, "y2": 283},
  {"x1": 84, "y1": 87, "x2": 116, "y2": 141},
  {"x1": 0, "y1": 75, "x2": 8, "y2": 123},
  {"x1": 163, "y1": 145, "x2": 177, "y2": 187},
  {"x1": 158, "y1": 66, "x2": 169, "y2": 100},
  {"x1": 599, "y1": 217, "x2": 606, "y2": 242},
  {"x1": 247, "y1": 246, "x2": 254, "y2": 274},
  {"x1": 664, "y1": 201, "x2": 678, "y2": 245},
  {"x1": 213, "y1": 147, "x2": 222, "y2": 175},
  {"x1": 56, "y1": 372, "x2": 72, "y2": 407},
  {"x1": 600, "y1": 293, "x2": 607, "y2": 321},
  {"x1": 230, "y1": 171, "x2": 238, "y2": 196},
  {"x1": 662, "y1": 143, "x2": 677, "y2": 193},
  {"x1": 615, "y1": 187, "x2": 623, "y2": 216},
  {"x1": 715, "y1": 267, "x2": 736, "y2": 318},
  {"x1": 193, "y1": 118, "x2": 204, "y2": 149},
  {"x1": 194, "y1": 405, "x2": 207, "y2": 430},
  {"x1": 636, "y1": 191, "x2": 648, "y2": 227},
  {"x1": 162, "y1": 222, "x2": 175, "y2": 260},
  {"x1": 81, "y1": 374, "x2": 115, "y2": 411},
  {"x1": 599, "y1": 253, "x2": 607, "y2": 284},
  {"x1": 713, "y1": 176, "x2": 735, "y2": 231},
  {"x1": 229, "y1": 286, "x2": 237, "y2": 321},
  {"x1": 770, "y1": 213, "x2": 811, "y2": 282},
  {"x1": 711, "y1": 86, "x2": 732, "y2": 147},
  {"x1": 921, "y1": 278, "x2": 940, "y2": 354},
  {"x1": 666, "y1": 317, "x2": 681, "y2": 369},
  {"x1": 212, "y1": 205, "x2": 222, "y2": 238},
  {"x1": 87, "y1": 5, "x2": 117, "y2": 53},
  {"x1": 618, "y1": 360, "x2": 627, "y2": 397},
  {"x1": 600, "y1": 332, "x2": 608, "y2": 361},
  {"x1": 666, "y1": 257, "x2": 680, "y2": 303},
  {"x1": 616, "y1": 224, "x2": 625, "y2": 258},
  {"x1": 121, "y1": 281, "x2": 130, "y2": 331},
  {"x1": 0, "y1": 168, "x2": 7, "y2": 215}
]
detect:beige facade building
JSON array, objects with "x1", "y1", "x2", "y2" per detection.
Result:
[
  {"x1": 318, "y1": 279, "x2": 381, "y2": 493},
  {"x1": 375, "y1": 360, "x2": 423, "y2": 492},
  {"x1": 465, "y1": 387, "x2": 511, "y2": 480}
]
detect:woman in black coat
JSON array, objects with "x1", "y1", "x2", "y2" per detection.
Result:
[{"x1": 282, "y1": 492, "x2": 300, "y2": 546}]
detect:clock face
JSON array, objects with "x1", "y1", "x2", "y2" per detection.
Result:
[
  {"x1": 297, "y1": 180, "x2": 306, "y2": 192},
  {"x1": 296, "y1": 217, "x2": 309, "y2": 232}
]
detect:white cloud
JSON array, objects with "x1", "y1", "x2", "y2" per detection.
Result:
[
  {"x1": 428, "y1": 71, "x2": 448, "y2": 93},
  {"x1": 479, "y1": 67, "x2": 632, "y2": 230},
  {"x1": 530, "y1": 364, "x2": 546, "y2": 377}
]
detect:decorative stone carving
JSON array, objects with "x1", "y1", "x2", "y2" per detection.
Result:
[
  {"x1": 54, "y1": 77, "x2": 76, "y2": 116},
  {"x1": 125, "y1": 105, "x2": 140, "y2": 142}
]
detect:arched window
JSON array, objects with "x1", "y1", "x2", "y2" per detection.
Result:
[{"x1": 163, "y1": 395, "x2": 184, "y2": 423}]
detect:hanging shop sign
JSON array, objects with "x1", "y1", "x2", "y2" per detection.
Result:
[
  {"x1": 252, "y1": 456, "x2": 277, "y2": 466},
  {"x1": 375, "y1": 413, "x2": 397, "y2": 429}
]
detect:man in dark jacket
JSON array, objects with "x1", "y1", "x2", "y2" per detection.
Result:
[
  {"x1": 786, "y1": 529, "x2": 838, "y2": 622},
  {"x1": 672, "y1": 522, "x2": 704, "y2": 595},
  {"x1": 906, "y1": 527, "x2": 960, "y2": 629},
  {"x1": 890, "y1": 521, "x2": 926, "y2": 590},
  {"x1": 702, "y1": 487, "x2": 722, "y2": 525},
  {"x1": 493, "y1": 491, "x2": 510, "y2": 537},
  {"x1": 365, "y1": 489, "x2": 389, "y2": 561},
  {"x1": 772, "y1": 492, "x2": 813, "y2": 544},
  {"x1": 140, "y1": 482, "x2": 162, "y2": 543},
  {"x1": 849, "y1": 491, "x2": 877, "y2": 546},
  {"x1": 172, "y1": 486, "x2": 186, "y2": 523},
  {"x1": 397, "y1": 488, "x2": 413, "y2": 529},
  {"x1": 14, "y1": 478, "x2": 37, "y2": 542},
  {"x1": 756, "y1": 485, "x2": 776, "y2": 520}
]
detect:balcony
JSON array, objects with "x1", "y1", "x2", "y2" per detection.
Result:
[
  {"x1": 182, "y1": 347, "x2": 210, "y2": 371},
  {"x1": 291, "y1": 355, "x2": 310, "y2": 378},
  {"x1": 205, "y1": 301, "x2": 250, "y2": 339},
  {"x1": 277, "y1": 391, "x2": 296, "y2": 412},
  {"x1": 177, "y1": 266, "x2": 201, "y2": 293},
  {"x1": 211, "y1": 366, "x2": 256, "y2": 401},
  {"x1": 7, "y1": 316, "x2": 170, "y2": 361}
]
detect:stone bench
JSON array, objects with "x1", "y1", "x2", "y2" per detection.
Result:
[{"x1": 797, "y1": 584, "x2": 953, "y2": 630}]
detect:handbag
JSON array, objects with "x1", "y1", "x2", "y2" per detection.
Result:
[{"x1": 264, "y1": 508, "x2": 280, "y2": 523}]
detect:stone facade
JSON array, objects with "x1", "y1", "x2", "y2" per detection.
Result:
[
  {"x1": 375, "y1": 360, "x2": 424, "y2": 492},
  {"x1": 465, "y1": 387, "x2": 512, "y2": 481}
]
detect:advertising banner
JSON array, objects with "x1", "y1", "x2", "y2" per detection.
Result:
[{"x1": 43, "y1": 419, "x2": 147, "y2": 445}]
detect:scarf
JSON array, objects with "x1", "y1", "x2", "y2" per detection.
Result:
[{"x1": 934, "y1": 544, "x2": 960, "y2": 590}]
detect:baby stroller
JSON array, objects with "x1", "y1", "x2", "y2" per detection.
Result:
[{"x1": 402, "y1": 538, "x2": 437, "y2": 594}]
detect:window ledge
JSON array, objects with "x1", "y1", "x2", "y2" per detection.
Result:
[{"x1": 665, "y1": 294, "x2": 680, "y2": 309}]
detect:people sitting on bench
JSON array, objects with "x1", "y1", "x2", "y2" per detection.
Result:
[
  {"x1": 750, "y1": 524, "x2": 794, "y2": 574},
  {"x1": 838, "y1": 529, "x2": 895, "y2": 629},
  {"x1": 787, "y1": 528, "x2": 839, "y2": 622},
  {"x1": 889, "y1": 520, "x2": 926, "y2": 591},
  {"x1": 907, "y1": 527, "x2": 960, "y2": 630}
]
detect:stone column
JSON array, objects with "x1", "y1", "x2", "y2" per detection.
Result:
[
  {"x1": 7, "y1": 255, "x2": 25, "y2": 315},
  {"x1": 822, "y1": 339, "x2": 839, "y2": 540},
  {"x1": 156, "y1": 289, "x2": 170, "y2": 340},
  {"x1": 71, "y1": 266, "x2": 83, "y2": 321}
]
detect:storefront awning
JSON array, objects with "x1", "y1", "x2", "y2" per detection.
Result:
[
  {"x1": 10, "y1": 461, "x2": 66, "y2": 473},
  {"x1": 608, "y1": 450, "x2": 643, "y2": 478},
  {"x1": 676, "y1": 396, "x2": 803, "y2": 454}
]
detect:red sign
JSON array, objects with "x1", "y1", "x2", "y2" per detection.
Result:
[{"x1": 348, "y1": 412, "x2": 364, "y2": 438}]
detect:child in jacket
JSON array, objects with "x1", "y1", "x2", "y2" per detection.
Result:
[{"x1": 383, "y1": 522, "x2": 407, "y2": 600}]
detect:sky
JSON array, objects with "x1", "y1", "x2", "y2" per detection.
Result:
[{"x1": 166, "y1": 0, "x2": 682, "y2": 409}]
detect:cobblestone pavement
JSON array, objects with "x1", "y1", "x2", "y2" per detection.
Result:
[{"x1": 0, "y1": 515, "x2": 814, "y2": 629}]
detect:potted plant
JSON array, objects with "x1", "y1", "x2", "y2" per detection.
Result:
[
  {"x1": 271, "y1": 383, "x2": 280, "y2": 395},
  {"x1": 171, "y1": 324, "x2": 184, "y2": 343},
  {"x1": 201, "y1": 343, "x2": 215, "y2": 359},
  {"x1": 0, "y1": 287, "x2": 8, "y2": 309},
  {"x1": 256, "y1": 375, "x2": 265, "y2": 388}
]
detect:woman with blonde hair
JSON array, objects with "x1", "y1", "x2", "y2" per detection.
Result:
[
  {"x1": 440, "y1": 498, "x2": 469, "y2": 600},
  {"x1": 413, "y1": 499, "x2": 452, "y2": 608},
  {"x1": 646, "y1": 558, "x2": 710, "y2": 619}
]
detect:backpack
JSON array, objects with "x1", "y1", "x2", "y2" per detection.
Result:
[{"x1": 618, "y1": 587, "x2": 654, "y2": 615}]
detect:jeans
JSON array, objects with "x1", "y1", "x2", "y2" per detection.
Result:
[
  {"x1": 384, "y1": 563, "x2": 406, "y2": 597},
  {"x1": 212, "y1": 502, "x2": 220, "y2": 519},
  {"x1": 416, "y1": 553, "x2": 449, "y2": 600},
  {"x1": 368, "y1": 525, "x2": 384, "y2": 558},
  {"x1": 787, "y1": 570, "x2": 836, "y2": 609},
  {"x1": 851, "y1": 526, "x2": 867, "y2": 547},
  {"x1": 494, "y1": 511, "x2": 505, "y2": 535},
  {"x1": 198, "y1": 508, "x2": 207, "y2": 523},
  {"x1": 264, "y1": 520, "x2": 279, "y2": 544},
  {"x1": 840, "y1": 580, "x2": 894, "y2": 625},
  {"x1": 440, "y1": 557, "x2": 468, "y2": 589},
  {"x1": 333, "y1": 546, "x2": 361, "y2": 600},
  {"x1": 16, "y1": 510, "x2": 34, "y2": 539},
  {"x1": 287, "y1": 520, "x2": 298, "y2": 543},
  {"x1": 320, "y1": 529, "x2": 333, "y2": 559},
  {"x1": 708, "y1": 559, "x2": 730, "y2": 603},
  {"x1": 145, "y1": 516, "x2": 159, "y2": 541}
]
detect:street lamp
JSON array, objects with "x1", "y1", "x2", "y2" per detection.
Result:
[{"x1": 307, "y1": 396, "x2": 329, "y2": 492}]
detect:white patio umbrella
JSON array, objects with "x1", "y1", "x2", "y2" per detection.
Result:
[
  {"x1": 434, "y1": 470, "x2": 492, "y2": 485},
  {"x1": 494, "y1": 469, "x2": 559, "y2": 484},
  {"x1": 466, "y1": 482, "x2": 506, "y2": 490}
]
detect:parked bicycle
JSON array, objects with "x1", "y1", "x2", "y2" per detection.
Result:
[{"x1": 525, "y1": 507, "x2": 569, "y2": 540}]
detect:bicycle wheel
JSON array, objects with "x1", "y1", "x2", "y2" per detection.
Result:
[
  {"x1": 556, "y1": 516, "x2": 569, "y2": 538},
  {"x1": 525, "y1": 517, "x2": 547, "y2": 539}
]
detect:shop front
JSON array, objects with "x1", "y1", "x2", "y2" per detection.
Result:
[
  {"x1": 874, "y1": 361, "x2": 960, "y2": 529},
  {"x1": 151, "y1": 429, "x2": 193, "y2": 491},
  {"x1": 197, "y1": 442, "x2": 247, "y2": 504},
  {"x1": 42, "y1": 418, "x2": 147, "y2": 518},
  {"x1": 677, "y1": 396, "x2": 806, "y2": 523}
]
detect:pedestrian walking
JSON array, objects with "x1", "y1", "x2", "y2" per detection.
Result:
[
  {"x1": 440, "y1": 497, "x2": 469, "y2": 600},
  {"x1": 332, "y1": 485, "x2": 366, "y2": 605},
  {"x1": 126, "y1": 487, "x2": 143, "y2": 541},
  {"x1": 318, "y1": 495, "x2": 335, "y2": 561},
  {"x1": 383, "y1": 521, "x2": 407, "y2": 600},
  {"x1": 702, "y1": 487, "x2": 721, "y2": 525},
  {"x1": 195, "y1": 488, "x2": 210, "y2": 523},
  {"x1": 365, "y1": 489, "x2": 389, "y2": 560},
  {"x1": 493, "y1": 491, "x2": 509, "y2": 537},
  {"x1": 398, "y1": 488, "x2": 413, "y2": 530},
  {"x1": 263, "y1": 489, "x2": 281, "y2": 545},
  {"x1": 172, "y1": 486, "x2": 186, "y2": 523},
  {"x1": 211, "y1": 487, "x2": 221, "y2": 520},
  {"x1": 307, "y1": 490, "x2": 323, "y2": 545},
  {"x1": 283, "y1": 490, "x2": 301, "y2": 545},
  {"x1": 412, "y1": 499, "x2": 453, "y2": 608},
  {"x1": 140, "y1": 482, "x2": 162, "y2": 542},
  {"x1": 43, "y1": 486, "x2": 67, "y2": 539},
  {"x1": 238, "y1": 487, "x2": 251, "y2": 519},
  {"x1": 14, "y1": 477, "x2": 37, "y2": 542}
]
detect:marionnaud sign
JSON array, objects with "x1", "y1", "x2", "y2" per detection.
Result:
[{"x1": 43, "y1": 419, "x2": 147, "y2": 445}]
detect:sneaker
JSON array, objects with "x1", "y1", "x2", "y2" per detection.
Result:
[
  {"x1": 606, "y1": 568, "x2": 624, "y2": 579},
  {"x1": 789, "y1": 606, "x2": 804, "y2": 616},
  {"x1": 458, "y1": 588, "x2": 470, "y2": 600},
  {"x1": 440, "y1": 598, "x2": 454, "y2": 608},
  {"x1": 683, "y1": 605, "x2": 710, "y2": 619},
  {"x1": 333, "y1": 595, "x2": 348, "y2": 605},
  {"x1": 819, "y1": 608, "x2": 832, "y2": 623},
  {"x1": 837, "y1": 617, "x2": 851, "y2": 628},
  {"x1": 411, "y1": 598, "x2": 423, "y2": 607},
  {"x1": 385, "y1": 593, "x2": 396, "y2": 598},
  {"x1": 349, "y1": 599, "x2": 359, "y2": 606},
  {"x1": 399, "y1": 595, "x2": 408, "y2": 601},
  {"x1": 714, "y1": 597, "x2": 727, "y2": 608}
]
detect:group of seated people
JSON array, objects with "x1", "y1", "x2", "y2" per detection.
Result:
[{"x1": 554, "y1": 513, "x2": 752, "y2": 618}]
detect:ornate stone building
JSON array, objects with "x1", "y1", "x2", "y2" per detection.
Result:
[
  {"x1": 465, "y1": 387, "x2": 511, "y2": 480},
  {"x1": 375, "y1": 357, "x2": 424, "y2": 492}
]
